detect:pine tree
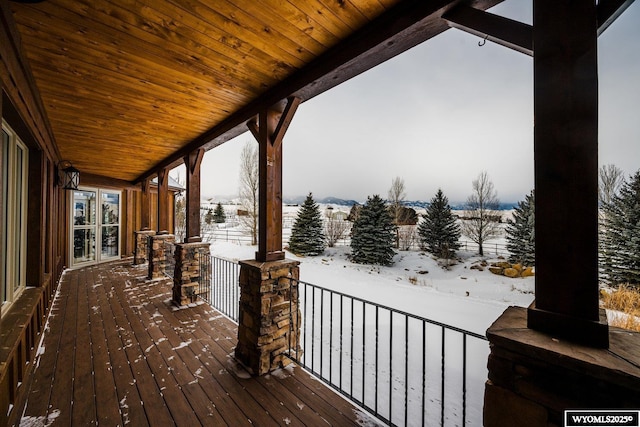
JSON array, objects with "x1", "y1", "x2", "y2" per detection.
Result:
[
  {"x1": 288, "y1": 193, "x2": 326, "y2": 256},
  {"x1": 213, "y1": 202, "x2": 226, "y2": 223},
  {"x1": 350, "y1": 194, "x2": 396, "y2": 266},
  {"x1": 600, "y1": 171, "x2": 640, "y2": 286},
  {"x1": 506, "y1": 190, "x2": 535, "y2": 266},
  {"x1": 418, "y1": 189, "x2": 461, "y2": 258}
]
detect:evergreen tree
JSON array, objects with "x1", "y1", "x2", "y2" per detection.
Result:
[
  {"x1": 506, "y1": 190, "x2": 535, "y2": 266},
  {"x1": 600, "y1": 171, "x2": 640, "y2": 285},
  {"x1": 288, "y1": 193, "x2": 326, "y2": 256},
  {"x1": 213, "y1": 202, "x2": 226, "y2": 223},
  {"x1": 350, "y1": 194, "x2": 396, "y2": 266},
  {"x1": 418, "y1": 189, "x2": 461, "y2": 258}
]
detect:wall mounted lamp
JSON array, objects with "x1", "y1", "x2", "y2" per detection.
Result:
[{"x1": 58, "y1": 160, "x2": 80, "y2": 191}]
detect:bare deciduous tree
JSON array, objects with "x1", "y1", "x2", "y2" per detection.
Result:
[
  {"x1": 325, "y1": 210, "x2": 350, "y2": 247},
  {"x1": 238, "y1": 141, "x2": 259, "y2": 245},
  {"x1": 398, "y1": 225, "x2": 417, "y2": 251},
  {"x1": 388, "y1": 176, "x2": 406, "y2": 248},
  {"x1": 461, "y1": 171, "x2": 502, "y2": 256},
  {"x1": 172, "y1": 172, "x2": 186, "y2": 242},
  {"x1": 599, "y1": 164, "x2": 624, "y2": 206}
]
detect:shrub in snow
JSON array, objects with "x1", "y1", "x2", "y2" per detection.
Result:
[
  {"x1": 600, "y1": 171, "x2": 640, "y2": 286},
  {"x1": 505, "y1": 190, "x2": 535, "y2": 266},
  {"x1": 350, "y1": 194, "x2": 396, "y2": 266},
  {"x1": 418, "y1": 188, "x2": 461, "y2": 259},
  {"x1": 288, "y1": 193, "x2": 326, "y2": 256}
]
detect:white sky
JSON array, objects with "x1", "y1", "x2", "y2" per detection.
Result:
[{"x1": 179, "y1": 2, "x2": 640, "y2": 204}]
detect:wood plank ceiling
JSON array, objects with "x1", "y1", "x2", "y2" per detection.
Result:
[{"x1": 9, "y1": 0, "x2": 502, "y2": 183}]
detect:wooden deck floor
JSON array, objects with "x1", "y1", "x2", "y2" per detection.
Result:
[{"x1": 15, "y1": 259, "x2": 373, "y2": 426}]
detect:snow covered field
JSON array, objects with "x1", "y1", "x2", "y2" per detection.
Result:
[{"x1": 210, "y1": 241, "x2": 534, "y2": 336}]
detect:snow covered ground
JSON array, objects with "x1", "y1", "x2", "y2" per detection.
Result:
[{"x1": 210, "y1": 241, "x2": 534, "y2": 336}]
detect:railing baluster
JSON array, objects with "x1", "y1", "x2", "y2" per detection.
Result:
[
  {"x1": 404, "y1": 315, "x2": 409, "y2": 427},
  {"x1": 375, "y1": 305, "x2": 379, "y2": 416},
  {"x1": 463, "y1": 333, "x2": 467, "y2": 426},
  {"x1": 422, "y1": 320, "x2": 426, "y2": 427},
  {"x1": 441, "y1": 327, "x2": 446, "y2": 427},
  {"x1": 389, "y1": 310, "x2": 393, "y2": 423},
  {"x1": 329, "y1": 291, "x2": 333, "y2": 384},
  {"x1": 362, "y1": 301, "x2": 366, "y2": 406}
]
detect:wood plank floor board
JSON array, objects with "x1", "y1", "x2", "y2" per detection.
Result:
[
  {"x1": 94, "y1": 271, "x2": 150, "y2": 427},
  {"x1": 45, "y1": 268, "x2": 78, "y2": 425},
  {"x1": 15, "y1": 259, "x2": 374, "y2": 427},
  {"x1": 183, "y1": 306, "x2": 362, "y2": 427},
  {"x1": 71, "y1": 267, "x2": 98, "y2": 426},
  {"x1": 86, "y1": 266, "x2": 123, "y2": 427},
  {"x1": 20, "y1": 270, "x2": 69, "y2": 421}
]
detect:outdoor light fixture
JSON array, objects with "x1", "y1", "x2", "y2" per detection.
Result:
[{"x1": 58, "y1": 161, "x2": 80, "y2": 191}]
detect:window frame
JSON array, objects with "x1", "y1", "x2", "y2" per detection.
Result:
[{"x1": 1, "y1": 119, "x2": 29, "y2": 315}]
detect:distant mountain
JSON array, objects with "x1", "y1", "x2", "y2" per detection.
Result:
[
  {"x1": 283, "y1": 196, "x2": 360, "y2": 206},
  {"x1": 448, "y1": 202, "x2": 517, "y2": 211}
]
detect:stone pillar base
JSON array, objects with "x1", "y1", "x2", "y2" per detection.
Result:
[
  {"x1": 133, "y1": 229, "x2": 156, "y2": 265},
  {"x1": 172, "y1": 242, "x2": 210, "y2": 306},
  {"x1": 484, "y1": 307, "x2": 640, "y2": 427},
  {"x1": 235, "y1": 259, "x2": 302, "y2": 376},
  {"x1": 147, "y1": 233, "x2": 175, "y2": 280}
]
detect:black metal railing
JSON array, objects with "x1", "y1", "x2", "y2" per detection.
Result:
[
  {"x1": 163, "y1": 240, "x2": 175, "y2": 278},
  {"x1": 288, "y1": 280, "x2": 489, "y2": 427},
  {"x1": 196, "y1": 249, "x2": 212, "y2": 303},
  {"x1": 207, "y1": 256, "x2": 241, "y2": 322}
]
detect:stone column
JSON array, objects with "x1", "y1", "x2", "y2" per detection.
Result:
[
  {"x1": 235, "y1": 259, "x2": 302, "y2": 375},
  {"x1": 147, "y1": 233, "x2": 175, "y2": 280},
  {"x1": 133, "y1": 229, "x2": 156, "y2": 265},
  {"x1": 484, "y1": 307, "x2": 640, "y2": 427},
  {"x1": 172, "y1": 241, "x2": 210, "y2": 306}
]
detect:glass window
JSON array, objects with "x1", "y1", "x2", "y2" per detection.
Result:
[
  {"x1": 101, "y1": 192, "x2": 119, "y2": 225},
  {"x1": 1, "y1": 122, "x2": 28, "y2": 313},
  {"x1": 71, "y1": 189, "x2": 120, "y2": 266},
  {"x1": 1, "y1": 130, "x2": 8, "y2": 307}
]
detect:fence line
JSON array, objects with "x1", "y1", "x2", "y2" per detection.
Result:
[{"x1": 202, "y1": 227, "x2": 510, "y2": 257}]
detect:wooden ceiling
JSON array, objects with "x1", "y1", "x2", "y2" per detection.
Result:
[{"x1": 9, "y1": 0, "x2": 502, "y2": 183}]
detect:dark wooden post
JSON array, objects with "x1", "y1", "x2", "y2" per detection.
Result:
[
  {"x1": 157, "y1": 167, "x2": 169, "y2": 233},
  {"x1": 27, "y1": 150, "x2": 45, "y2": 287},
  {"x1": 141, "y1": 178, "x2": 151, "y2": 230},
  {"x1": 183, "y1": 148, "x2": 204, "y2": 242},
  {"x1": 247, "y1": 96, "x2": 300, "y2": 262},
  {"x1": 528, "y1": 0, "x2": 608, "y2": 347}
]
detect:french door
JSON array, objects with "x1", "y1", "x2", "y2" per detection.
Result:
[{"x1": 71, "y1": 188, "x2": 121, "y2": 267}]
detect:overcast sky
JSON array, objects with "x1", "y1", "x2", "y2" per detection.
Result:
[{"x1": 178, "y1": 2, "x2": 640, "y2": 204}]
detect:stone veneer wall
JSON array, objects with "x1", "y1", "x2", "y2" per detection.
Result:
[
  {"x1": 235, "y1": 259, "x2": 302, "y2": 376},
  {"x1": 133, "y1": 229, "x2": 156, "y2": 265},
  {"x1": 172, "y1": 242, "x2": 210, "y2": 306},
  {"x1": 147, "y1": 233, "x2": 175, "y2": 280},
  {"x1": 484, "y1": 306, "x2": 640, "y2": 427}
]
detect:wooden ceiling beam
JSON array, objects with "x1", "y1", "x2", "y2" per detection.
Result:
[
  {"x1": 597, "y1": 0, "x2": 636, "y2": 36},
  {"x1": 442, "y1": 5, "x2": 533, "y2": 57},
  {"x1": 136, "y1": 0, "x2": 503, "y2": 183}
]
